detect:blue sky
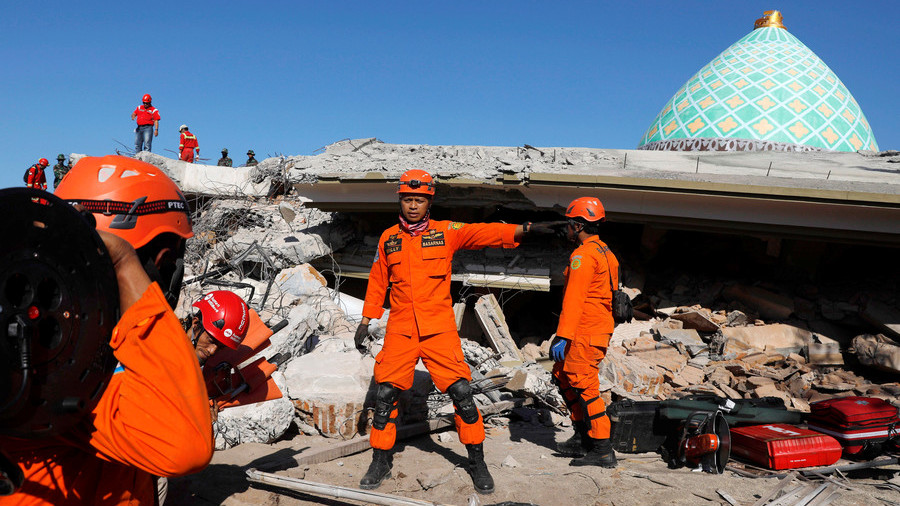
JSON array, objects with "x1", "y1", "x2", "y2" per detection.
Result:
[{"x1": 2, "y1": 1, "x2": 897, "y2": 189}]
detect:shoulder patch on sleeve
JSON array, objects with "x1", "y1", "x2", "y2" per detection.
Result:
[
  {"x1": 373, "y1": 248, "x2": 380, "y2": 264},
  {"x1": 449, "y1": 222, "x2": 464, "y2": 230},
  {"x1": 570, "y1": 255, "x2": 582, "y2": 270}
]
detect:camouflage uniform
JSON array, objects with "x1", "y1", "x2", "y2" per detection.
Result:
[
  {"x1": 245, "y1": 150, "x2": 259, "y2": 167},
  {"x1": 52, "y1": 155, "x2": 70, "y2": 189},
  {"x1": 217, "y1": 149, "x2": 233, "y2": 167}
]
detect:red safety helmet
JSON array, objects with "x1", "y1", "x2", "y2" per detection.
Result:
[
  {"x1": 55, "y1": 155, "x2": 193, "y2": 249},
  {"x1": 38, "y1": 158, "x2": 49, "y2": 167},
  {"x1": 397, "y1": 169, "x2": 435, "y2": 196},
  {"x1": 565, "y1": 197, "x2": 606, "y2": 222},
  {"x1": 142, "y1": 93, "x2": 152, "y2": 103},
  {"x1": 192, "y1": 291, "x2": 249, "y2": 349}
]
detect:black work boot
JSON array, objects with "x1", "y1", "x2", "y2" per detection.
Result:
[
  {"x1": 557, "y1": 420, "x2": 590, "y2": 457},
  {"x1": 359, "y1": 449, "x2": 392, "y2": 490},
  {"x1": 570, "y1": 438, "x2": 617, "y2": 468},
  {"x1": 465, "y1": 443, "x2": 495, "y2": 494}
]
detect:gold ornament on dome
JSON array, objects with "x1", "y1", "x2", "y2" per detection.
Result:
[{"x1": 754, "y1": 10, "x2": 785, "y2": 30}]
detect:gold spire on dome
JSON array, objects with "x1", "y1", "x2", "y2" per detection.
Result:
[{"x1": 754, "y1": 10, "x2": 786, "y2": 30}]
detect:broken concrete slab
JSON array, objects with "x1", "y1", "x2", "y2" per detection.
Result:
[
  {"x1": 214, "y1": 371, "x2": 295, "y2": 450},
  {"x1": 722, "y1": 324, "x2": 812, "y2": 355},
  {"x1": 853, "y1": 333, "x2": 900, "y2": 374},
  {"x1": 283, "y1": 350, "x2": 375, "y2": 438},
  {"x1": 670, "y1": 310, "x2": 719, "y2": 332},
  {"x1": 807, "y1": 342, "x2": 844, "y2": 366},
  {"x1": 600, "y1": 349, "x2": 667, "y2": 399},
  {"x1": 624, "y1": 335, "x2": 687, "y2": 375},
  {"x1": 473, "y1": 293, "x2": 523, "y2": 365}
]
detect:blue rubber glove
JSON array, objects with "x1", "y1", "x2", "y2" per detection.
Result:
[{"x1": 550, "y1": 336, "x2": 569, "y2": 362}]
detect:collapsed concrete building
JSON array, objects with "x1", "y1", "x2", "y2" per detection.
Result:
[
  {"x1": 124, "y1": 10, "x2": 899, "y2": 455},
  {"x1": 124, "y1": 132, "x2": 900, "y2": 450}
]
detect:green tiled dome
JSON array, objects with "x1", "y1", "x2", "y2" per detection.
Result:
[{"x1": 638, "y1": 11, "x2": 878, "y2": 152}]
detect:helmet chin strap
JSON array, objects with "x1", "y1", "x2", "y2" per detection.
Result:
[{"x1": 141, "y1": 256, "x2": 184, "y2": 310}]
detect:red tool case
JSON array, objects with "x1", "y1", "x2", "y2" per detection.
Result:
[
  {"x1": 730, "y1": 424, "x2": 843, "y2": 470},
  {"x1": 807, "y1": 397, "x2": 899, "y2": 455}
]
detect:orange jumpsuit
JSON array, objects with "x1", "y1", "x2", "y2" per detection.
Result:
[
  {"x1": 552, "y1": 235, "x2": 619, "y2": 440},
  {"x1": 0, "y1": 283, "x2": 214, "y2": 506},
  {"x1": 362, "y1": 220, "x2": 518, "y2": 449},
  {"x1": 179, "y1": 131, "x2": 198, "y2": 162}
]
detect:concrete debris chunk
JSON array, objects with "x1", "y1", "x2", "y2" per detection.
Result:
[
  {"x1": 416, "y1": 469, "x2": 452, "y2": 490},
  {"x1": 501, "y1": 455, "x2": 520, "y2": 468},
  {"x1": 214, "y1": 371, "x2": 294, "y2": 450},
  {"x1": 284, "y1": 350, "x2": 374, "y2": 438},
  {"x1": 852, "y1": 333, "x2": 900, "y2": 374},
  {"x1": 670, "y1": 310, "x2": 719, "y2": 332},
  {"x1": 806, "y1": 342, "x2": 844, "y2": 365},
  {"x1": 473, "y1": 293, "x2": 523, "y2": 365},
  {"x1": 722, "y1": 324, "x2": 812, "y2": 355}
]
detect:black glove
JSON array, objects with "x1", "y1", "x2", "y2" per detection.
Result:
[
  {"x1": 354, "y1": 323, "x2": 370, "y2": 353},
  {"x1": 527, "y1": 220, "x2": 569, "y2": 236}
]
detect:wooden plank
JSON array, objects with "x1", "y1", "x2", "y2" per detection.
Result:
[{"x1": 473, "y1": 293, "x2": 523, "y2": 365}]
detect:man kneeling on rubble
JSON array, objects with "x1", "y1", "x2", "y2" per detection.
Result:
[
  {"x1": 551, "y1": 197, "x2": 620, "y2": 468},
  {"x1": 353, "y1": 169, "x2": 566, "y2": 495}
]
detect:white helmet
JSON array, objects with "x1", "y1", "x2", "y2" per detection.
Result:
[{"x1": 179, "y1": 124, "x2": 188, "y2": 131}]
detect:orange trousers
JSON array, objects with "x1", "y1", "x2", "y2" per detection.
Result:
[
  {"x1": 552, "y1": 338, "x2": 611, "y2": 439},
  {"x1": 370, "y1": 327, "x2": 484, "y2": 449},
  {"x1": 179, "y1": 148, "x2": 195, "y2": 162}
]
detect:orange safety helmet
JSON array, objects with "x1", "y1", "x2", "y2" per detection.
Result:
[
  {"x1": 55, "y1": 155, "x2": 193, "y2": 249},
  {"x1": 38, "y1": 158, "x2": 49, "y2": 167},
  {"x1": 192, "y1": 291, "x2": 249, "y2": 349},
  {"x1": 397, "y1": 169, "x2": 435, "y2": 196},
  {"x1": 565, "y1": 197, "x2": 606, "y2": 222},
  {"x1": 142, "y1": 93, "x2": 152, "y2": 103}
]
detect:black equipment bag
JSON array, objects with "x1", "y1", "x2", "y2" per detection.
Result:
[
  {"x1": 659, "y1": 395, "x2": 803, "y2": 427},
  {"x1": 608, "y1": 399, "x2": 668, "y2": 453}
]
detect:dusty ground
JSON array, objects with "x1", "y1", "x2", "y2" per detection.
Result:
[{"x1": 167, "y1": 415, "x2": 899, "y2": 506}]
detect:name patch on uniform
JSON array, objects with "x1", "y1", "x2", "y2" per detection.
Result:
[
  {"x1": 385, "y1": 235, "x2": 402, "y2": 255},
  {"x1": 570, "y1": 255, "x2": 583, "y2": 270},
  {"x1": 421, "y1": 231, "x2": 445, "y2": 248}
]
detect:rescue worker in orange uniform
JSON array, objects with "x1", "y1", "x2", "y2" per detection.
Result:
[
  {"x1": 353, "y1": 169, "x2": 565, "y2": 495},
  {"x1": 550, "y1": 197, "x2": 620, "y2": 468},
  {"x1": 24, "y1": 159, "x2": 49, "y2": 191},
  {"x1": 0, "y1": 155, "x2": 212, "y2": 505},
  {"x1": 189, "y1": 290, "x2": 250, "y2": 366},
  {"x1": 178, "y1": 125, "x2": 200, "y2": 163}
]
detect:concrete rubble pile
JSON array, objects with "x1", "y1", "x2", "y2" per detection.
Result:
[{"x1": 134, "y1": 150, "x2": 899, "y2": 454}]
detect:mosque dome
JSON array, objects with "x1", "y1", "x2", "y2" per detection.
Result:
[{"x1": 637, "y1": 11, "x2": 878, "y2": 152}]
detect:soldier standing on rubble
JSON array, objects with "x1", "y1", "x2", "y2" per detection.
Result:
[
  {"x1": 550, "y1": 197, "x2": 620, "y2": 468},
  {"x1": 245, "y1": 150, "x2": 259, "y2": 167},
  {"x1": 52, "y1": 154, "x2": 70, "y2": 189},
  {"x1": 217, "y1": 148, "x2": 233, "y2": 167},
  {"x1": 1, "y1": 155, "x2": 213, "y2": 504},
  {"x1": 353, "y1": 169, "x2": 566, "y2": 495}
]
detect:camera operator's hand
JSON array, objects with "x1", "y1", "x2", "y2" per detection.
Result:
[{"x1": 98, "y1": 230, "x2": 152, "y2": 313}]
